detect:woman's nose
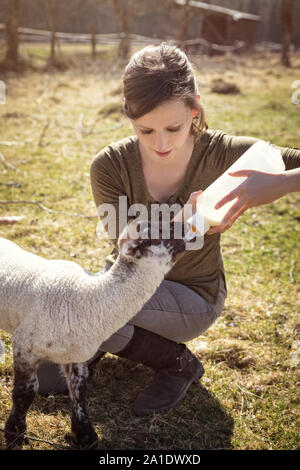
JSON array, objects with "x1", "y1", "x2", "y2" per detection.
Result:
[{"x1": 154, "y1": 132, "x2": 169, "y2": 151}]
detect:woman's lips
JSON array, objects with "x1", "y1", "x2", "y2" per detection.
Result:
[{"x1": 155, "y1": 149, "x2": 172, "y2": 157}]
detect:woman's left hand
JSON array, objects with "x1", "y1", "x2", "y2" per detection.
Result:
[
  {"x1": 206, "y1": 169, "x2": 286, "y2": 235},
  {"x1": 172, "y1": 189, "x2": 203, "y2": 223}
]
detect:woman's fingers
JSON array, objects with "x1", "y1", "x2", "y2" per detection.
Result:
[
  {"x1": 215, "y1": 189, "x2": 238, "y2": 210},
  {"x1": 187, "y1": 189, "x2": 203, "y2": 202},
  {"x1": 214, "y1": 170, "x2": 256, "y2": 209},
  {"x1": 190, "y1": 190, "x2": 203, "y2": 210},
  {"x1": 172, "y1": 190, "x2": 203, "y2": 222},
  {"x1": 228, "y1": 169, "x2": 256, "y2": 178},
  {"x1": 206, "y1": 170, "x2": 286, "y2": 235},
  {"x1": 207, "y1": 200, "x2": 247, "y2": 234},
  {"x1": 220, "y1": 199, "x2": 247, "y2": 227}
]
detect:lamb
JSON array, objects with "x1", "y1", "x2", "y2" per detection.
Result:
[{"x1": 0, "y1": 219, "x2": 187, "y2": 449}]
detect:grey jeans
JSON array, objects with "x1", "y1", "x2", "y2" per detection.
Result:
[
  {"x1": 37, "y1": 272, "x2": 227, "y2": 393},
  {"x1": 100, "y1": 274, "x2": 227, "y2": 353}
]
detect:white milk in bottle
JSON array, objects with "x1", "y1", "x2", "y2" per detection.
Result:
[{"x1": 185, "y1": 141, "x2": 285, "y2": 239}]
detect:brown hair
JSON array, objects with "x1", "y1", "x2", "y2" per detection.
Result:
[{"x1": 123, "y1": 43, "x2": 208, "y2": 138}]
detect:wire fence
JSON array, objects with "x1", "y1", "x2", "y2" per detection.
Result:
[
  {"x1": 0, "y1": 24, "x2": 165, "y2": 46},
  {"x1": 0, "y1": 23, "x2": 248, "y2": 55}
]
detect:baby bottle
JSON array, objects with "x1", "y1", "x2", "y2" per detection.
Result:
[{"x1": 186, "y1": 140, "x2": 285, "y2": 238}]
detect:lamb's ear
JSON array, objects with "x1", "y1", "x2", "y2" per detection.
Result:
[
  {"x1": 119, "y1": 220, "x2": 139, "y2": 242},
  {"x1": 119, "y1": 238, "x2": 139, "y2": 258},
  {"x1": 118, "y1": 221, "x2": 139, "y2": 257}
]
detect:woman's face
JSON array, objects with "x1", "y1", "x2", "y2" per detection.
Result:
[{"x1": 131, "y1": 99, "x2": 195, "y2": 164}]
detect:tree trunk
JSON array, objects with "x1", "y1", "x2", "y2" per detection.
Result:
[
  {"x1": 5, "y1": 0, "x2": 21, "y2": 65},
  {"x1": 112, "y1": 0, "x2": 131, "y2": 62},
  {"x1": 91, "y1": 23, "x2": 96, "y2": 60},
  {"x1": 46, "y1": 0, "x2": 57, "y2": 64},
  {"x1": 281, "y1": 0, "x2": 294, "y2": 67},
  {"x1": 180, "y1": 0, "x2": 190, "y2": 52}
]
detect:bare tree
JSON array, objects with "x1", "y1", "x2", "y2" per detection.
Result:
[
  {"x1": 91, "y1": 22, "x2": 96, "y2": 59},
  {"x1": 46, "y1": 0, "x2": 57, "y2": 65},
  {"x1": 112, "y1": 0, "x2": 132, "y2": 62},
  {"x1": 180, "y1": 0, "x2": 191, "y2": 51},
  {"x1": 181, "y1": 0, "x2": 190, "y2": 50},
  {"x1": 281, "y1": 0, "x2": 294, "y2": 67},
  {"x1": 4, "y1": 0, "x2": 21, "y2": 67}
]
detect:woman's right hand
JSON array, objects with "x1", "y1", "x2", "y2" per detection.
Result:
[{"x1": 172, "y1": 190, "x2": 203, "y2": 223}]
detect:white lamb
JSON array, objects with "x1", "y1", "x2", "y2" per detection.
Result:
[{"x1": 0, "y1": 219, "x2": 187, "y2": 449}]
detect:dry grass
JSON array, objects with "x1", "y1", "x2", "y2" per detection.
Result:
[{"x1": 0, "y1": 44, "x2": 299, "y2": 450}]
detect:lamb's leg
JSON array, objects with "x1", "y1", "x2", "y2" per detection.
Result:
[
  {"x1": 4, "y1": 348, "x2": 40, "y2": 450},
  {"x1": 61, "y1": 362, "x2": 98, "y2": 449}
]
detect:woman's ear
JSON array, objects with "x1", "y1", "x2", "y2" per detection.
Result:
[{"x1": 192, "y1": 95, "x2": 201, "y2": 117}]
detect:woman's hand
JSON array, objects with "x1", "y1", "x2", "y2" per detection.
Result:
[
  {"x1": 207, "y1": 169, "x2": 287, "y2": 235},
  {"x1": 172, "y1": 189, "x2": 203, "y2": 223}
]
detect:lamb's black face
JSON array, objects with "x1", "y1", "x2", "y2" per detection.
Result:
[{"x1": 118, "y1": 220, "x2": 188, "y2": 263}]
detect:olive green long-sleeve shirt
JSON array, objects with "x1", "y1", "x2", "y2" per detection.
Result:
[{"x1": 90, "y1": 129, "x2": 300, "y2": 304}]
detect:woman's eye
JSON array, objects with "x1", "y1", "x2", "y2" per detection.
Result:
[{"x1": 140, "y1": 126, "x2": 181, "y2": 135}]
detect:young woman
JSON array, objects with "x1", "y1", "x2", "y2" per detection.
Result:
[{"x1": 37, "y1": 43, "x2": 300, "y2": 416}]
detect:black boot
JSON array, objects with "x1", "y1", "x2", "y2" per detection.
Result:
[{"x1": 116, "y1": 326, "x2": 204, "y2": 416}]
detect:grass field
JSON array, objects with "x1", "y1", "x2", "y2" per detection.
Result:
[{"x1": 0, "y1": 44, "x2": 299, "y2": 450}]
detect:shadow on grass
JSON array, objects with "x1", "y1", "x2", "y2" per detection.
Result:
[
  {"x1": 0, "y1": 356, "x2": 233, "y2": 450},
  {"x1": 26, "y1": 356, "x2": 233, "y2": 450},
  {"x1": 94, "y1": 358, "x2": 233, "y2": 450}
]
